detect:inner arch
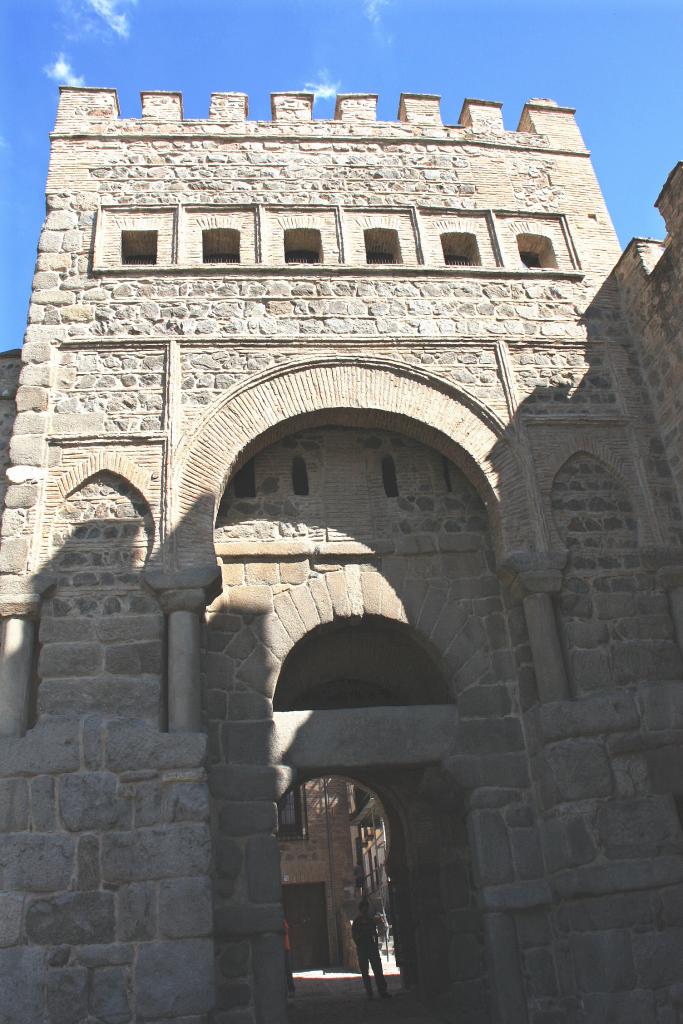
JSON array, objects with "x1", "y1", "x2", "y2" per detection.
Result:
[{"x1": 274, "y1": 616, "x2": 448, "y2": 710}]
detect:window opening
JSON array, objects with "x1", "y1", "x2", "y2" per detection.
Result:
[
  {"x1": 381, "y1": 455, "x2": 399, "y2": 497},
  {"x1": 284, "y1": 228, "x2": 322, "y2": 264},
  {"x1": 232, "y1": 458, "x2": 256, "y2": 499},
  {"x1": 121, "y1": 230, "x2": 158, "y2": 266},
  {"x1": 277, "y1": 786, "x2": 308, "y2": 840},
  {"x1": 517, "y1": 233, "x2": 557, "y2": 270},
  {"x1": 292, "y1": 456, "x2": 309, "y2": 496},
  {"x1": 203, "y1": 228, "x2": 240, "y2": 264},
  {"x1": 364, "y1": 228, "x2": 401, "y2": 265},
  {"x1": 441, "y1": 232, "x2": 481, "y2": 267}
]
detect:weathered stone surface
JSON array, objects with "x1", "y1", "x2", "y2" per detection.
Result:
[
  {"x1": 0, "y1": 891, "x2": 23, "y2": 947},
  {"x1": 90, "y1": 966, "x2": 132, "y2": 1024},
  {"x1": 0, "y1": 832, "x2": 74, "y2": 891},
  {"x1": 544, "y1": 738, "x2": 613, "y2": 802},
  {"x1": 116, "y1": 881, "x2": 157, "y2": 941},
  {"x1": 0, "y1": 777, "x2": 29, "y2": 831},
  {"x1": 47, "y1": 966, "x2": 88, "y2": 1024},
  {"x1": 246, "y1": 835, "x2": 281, "y2": 903},
  {"x1": 135, "y1": 939, "x2": 214, "y2": 1017},
  {"x1": 0, "y1": 947, "x2": 45, "y2": 1022},
  {"x1": 26, "y1": 891, "x2": 115, "y2": 944},
  {"x1": 101, "y1": 824, "x2": 211, "y2": 881},
  {"x1": 59, "y1": 771, "x2": 130, "y2": 831},
  {"x1": 158, "y1": 876, "x2": 213, "y2": 938}
]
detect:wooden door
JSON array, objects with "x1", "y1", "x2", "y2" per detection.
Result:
[{"x1": 282, "y1": 882, "x2": 330, "y2": 971}]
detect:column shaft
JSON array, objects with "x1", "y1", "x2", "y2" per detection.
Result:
[
  {"x1": 522, "y1": 591, "x2": 569, "y2": 703},
  {"x1": 0, "y1": 616, "x2": 35, "y2": 737},
  {"x1": 168, "y1": 609, "x2": 201, "y2": 732}
]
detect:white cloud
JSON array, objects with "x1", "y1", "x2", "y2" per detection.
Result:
[
  {"x1": 364, "y1": 0, "x2": 389, "y2": 24},
  {"x1": 304, "y1": 71, "x2": 341, "y2": 102},
  {"x1": 84, "y1": 0, "x2": 134, "y2": 38},
  {"x1": 44, "y1": 53, "x2": 85, "y2": 87}
]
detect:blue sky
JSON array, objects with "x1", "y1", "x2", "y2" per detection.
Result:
[{"x1": 1, "y1": 0, "x2": 681, "y2": 351}]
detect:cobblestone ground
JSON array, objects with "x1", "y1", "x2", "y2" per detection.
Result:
[{"x1": 287, "y1": 968, "x2": 443, "y2": 1023}]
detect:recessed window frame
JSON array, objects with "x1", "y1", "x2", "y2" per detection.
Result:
[
  {"x1": 364, "y1": 228, "x2": 402, "y2": 266},
  {"x1": 202, "y1": 227, "x2": 241, "y2": 264},
  {"x1": 516, "y1": 232, "x2": 558, "y2": 270},
  {"x1": 121, "y1": 230, "x2": 158, "y2": 266},
  {"x1": 441, "y1": 231, "x2": 481, "y2": 267},
  {"x1": 292, "y1": 456, "x2": 310, "y2": 496},
  {"x1": 284, "y1": 228, "x2": 323, "y2": 265},
  {"x1": 381, "y1": 455, "x2": 399, "y2": 497}
]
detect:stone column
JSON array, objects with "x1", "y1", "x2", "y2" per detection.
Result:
[
  {"x1": 159, "y1": 588, "x2": 207, "y2": 733},
  {"x1": 501, "y1": 553, "x2": 570, "y2": 704},
  {"x1": 0, "y1": 613, "x2": 36, "y2": 737}
]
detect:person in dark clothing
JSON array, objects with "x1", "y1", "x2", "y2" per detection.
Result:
[{"x1": 351, "y1": 898, "x2": 391, "y2": 1000}]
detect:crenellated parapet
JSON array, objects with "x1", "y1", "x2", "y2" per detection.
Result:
[{"x1": 53, "y1": 86, "x2": 588, "y2": 152}]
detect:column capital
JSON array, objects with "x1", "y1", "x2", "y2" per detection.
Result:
[
  {"x1": 498, "y1": 551, "x2": 567, "y2": 599},
  {"x1": 145, "y1": 563, "x2": 222, "y2": 610},
  {"x1": 157, "y1": 588, "x2": 208, "y2": 615},
  {"x1": 0, "y1": 573, "x2": 56, "y2": 618}
]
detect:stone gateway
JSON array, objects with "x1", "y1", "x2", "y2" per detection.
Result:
[{"x1": 0, "y1": 85, "x2": 682, "y2": 1023}]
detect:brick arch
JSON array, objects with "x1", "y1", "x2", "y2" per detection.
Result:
[
  {"x1": 56, "y1": 451, "x2": 154, "y2": 506},
  {"x1": 175, "y1": 356, "x2": 530, "y2": 567},
  {"x1": 544, "y1": 440, "x2": 656, "y2": 548},
  {"x1": 235, "y1": 567, "x2": 500, "y2": 704}
]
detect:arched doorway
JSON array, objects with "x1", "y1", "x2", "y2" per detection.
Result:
[
  {"x1": 205, "y1": 420, "x2": 526, "y2": 1024},
  {"x1": 272, "y1": 615, "x2": 484, "y2": 1020}
]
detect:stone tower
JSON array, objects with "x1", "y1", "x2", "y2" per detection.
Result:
[{"x1": 0, "y1": 85, "x2": 682, "y2": 1023}]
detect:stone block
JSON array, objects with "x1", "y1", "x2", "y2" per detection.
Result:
[
  {"x1": 246, "y1": 835, "x2": 281, "y2": 903},
  {"x1": 47, "y1": 966, "x2": 88, "y2": 1024},
  {"x1": 217, "y1": 941, "x2": 250, "y2": 980},
  {"x1": 59, "y1": 771, "x2": 130, "y2": 831},
  {"x1": 632, "y1": 927, "x2": 683, "y2": 987},
  {"x1": 539, "y1": 691, "x2": 639, "y2": 742},
  {"x1": 0, "y1": 891, "x2": 23, "y2": 947},
  {"x1": 77, "y1": 834, "x2": 101, "y2": 890},
  {"x1": 215, "y1": 839, "x2": 243, "y2": 880},
  {"x1": 90, "y1": 966, "x2": 132, "y2": 1024},
  {"x1": 135, "y1": 939, "x2": 214, "y2": 1018},
  {"x1": 0, "y1": 947, "x2": 45, "y2": 1022},
  {"x1": 38, "y1": 641, "x2": 103, "y2": 677},
  {"x1": 158, "y1": 876, "x2": 213, "y2": 938},
  {"x1": 581, "y1": 990, "x2": 656, "y2": 1024},
  {"x1": 117, "y1": 882, "x2": 157, "y2": 942},
  {"x1": 162, "y1": 782, "x2": 209, "y2": 823},
  {"x1": 218, "y1": 801, "x2": 277, "y2": 836},
  {"x1": 221, "y1": 721, "x2": 278, "y2": 765},
  {"x1": 104, "y1": 720, "x2": 206, "y2": 772},
  {"x1": 570, "y1": 929, "x2": 635, "y2": 992},
  {"x1": 596, "y1": 796, "x2": 682, "y2": 859},
  {"x1": 544, "y1": 738, "x2": 613, "y2": 802},
  {"x1": 101, "y1": 824, "x2": 211, "y2": 882},
  {"x1": 0, "y1": 832, "x2": 74, "y2": 891},
  {"x1": 214, "y1": 903, "x2": 283, "y2": 938},
  {"x1": 0, "y1": 777, "x2": 29, "y2": 831},
  {"x1": 229, "y1": 691, "x2": 272, "y2": 721},
  {"x1": 26, "y1": 891, "x2": 115, "y2": 944},
  {"x1": 252, "y1": 932, "x2": 287, "y2": 1024},
  {"x1": 468, "y1": 809, "x2": 514, "y2": 885}
]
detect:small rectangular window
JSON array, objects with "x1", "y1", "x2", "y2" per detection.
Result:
[
  {"x1": 121, "y1": 230, "x2": 158, "y2": 266},
  {"x1": 203, "y1": 228, "x2": 240, "y2": 264},
  {"x1": 364, "y1": 228, "x2": 401, "y2": 265},
  {"x1": 232, "y1": 458, "x2": 256, "y2": 499},
  {"x1": 441, "y1": 232, "x2": 480, "y2": 267},
  {"x1": 284, "y1": 228, "x2": 322, "y2": 264},
  {"x1": 517, "y1": 233, "x2": 557, "y2": 270}
]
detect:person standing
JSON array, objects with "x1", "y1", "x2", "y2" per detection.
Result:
[{"x1": 351, "y1": 898, "x2": 391, "y2": 1000}]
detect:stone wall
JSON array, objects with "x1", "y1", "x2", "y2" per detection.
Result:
[{"x1": 0, "y1": 85, "x2": 682, "y2": 1024}]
